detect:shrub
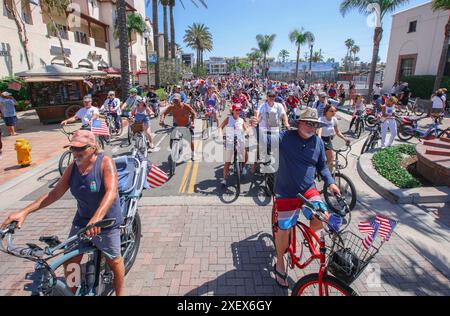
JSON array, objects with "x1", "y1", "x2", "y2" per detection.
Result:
[
  {"x1": 400, "y1": 75, "x2": 450, "y2": 99},
  {"x1": 156, "y1": 88, "x2": 168, "y2": 101},
  {"x1": 0, "y1": 77, "x2": 30, "y2": 101},
  {"x1": 372, "y1": 145, "x2": 421, "y2": 189}
]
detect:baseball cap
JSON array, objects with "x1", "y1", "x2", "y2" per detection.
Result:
[
  {"x1": 231, "y1": 103, "x2": 242, "y2": 111},
  {"x1": 129, "y1": 88, "x2": 138, "y2": 94},
  {"x1": 64, "y1": 130, "x2": 96, "y2": 148},
  {"x1": 83, "y1": 95, "x2": 92, "y2": 102},
  {"x1": 1, "y1": 91, "x2": 12, "y2": 97},
  {"x1": 319, "y1": 92, "x2": 327, "y2": 98}
]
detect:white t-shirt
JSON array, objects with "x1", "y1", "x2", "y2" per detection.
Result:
[
  {"x1": 432, "y1": 95, "x2": 446, "y2": 109},
  {"x1": 258, "y1": 102, "x2": 286, "y2": 131},
  {"x1": 319, "y1": 116, "x2": 338, "y2": 137},
  {"x1": 101, "y1": 98, "x2": 121, "y2": 116},
  {"x1": 75, "y1": 106, "x2": 99, "y2": 126},
  {"x1": 373, "y1": 86, "x2": 382, "y2": 95}
]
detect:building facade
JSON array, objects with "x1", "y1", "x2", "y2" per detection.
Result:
[
  {"x1": 205, "y1": 57, "x2": 227, "y2": 75},
  {"x1": 384, "y1": 1, "x2": 450, "y2": 90},
  {"x1": 0, "y1": 0, "x2": 153, "y2": 79}
]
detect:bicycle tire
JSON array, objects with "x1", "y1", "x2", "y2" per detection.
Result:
[
  {"x1": 292, "y1": 273, "x2": 357, "y2": 296},
  {"x1": 398, "y1": 123, "x2": 414, "y2": 141},
  {"x1": 438, "y1": 129, "x2": 450, "y2": 138},
  {"x1": 357, "y1": 120, "x2": 364, "y2": 139},
  {"x1": 123, "y1": 213, "x2": 141, "y2": 275},
  {"x1": 360, "y1": 135, "x2": 372, "y2": 155},
  {"x1": 127, "y1": 126, "x2": 132, "y2": 146},
  {"x1": 413, "y1": 106, "x2": 424, "y2": 117},
  {"x1": 264, "y1": 172, "x2": 275, "y2": 197},
  {"x1": 365, "y1": 115, "x2": 376, "y2": 128},
  {"x1": 58, "y1": 150, "x2": 73, "y2": 176},
  {"x1": 323, "y1": 173, "x2": 357, "y2": 212},
  {"x1": 234, "y1": 159, "x2": 241, "y2": 196}
]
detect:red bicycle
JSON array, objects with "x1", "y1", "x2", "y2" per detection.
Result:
[{"x1": 272, "y1": 193, "x2": 381, "y2": 296}]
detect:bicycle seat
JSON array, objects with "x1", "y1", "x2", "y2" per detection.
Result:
[{"x1": 39, "y1": 236, "x2": 62, "y2": 248}]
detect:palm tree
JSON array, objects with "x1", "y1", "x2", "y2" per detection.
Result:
[
  {"x1": 183, "y1": 23, "x2": 213, "y2": 74},
  {"x1": 351, "y1": 45, "x2": 360, "y2": 71},
  {"x1": 116, "y1": 0, "x2": 130, "y2": 97},
  {"x1": 432, "y1": 0, "x2": 450, "y2": 91},
  {"x1": 40, "y1": 0, "x2": 71, "y2": 67},
  {"x1": 289, "y1": 29, "x2": 314, "y2": 79},
  {"x1": 311, "y1": 51, "x2": 324, "y2": 63},
  {"x1": 114, "y1": 12, "x2": 145, "y2": 83},
  {"x1": 160, "y1": 0, "x2": 170, "y2": 60},
  {"x1": 340, "y1": 0, "x2": 410, "y2": 95},
  {"x1": 279, "y1": 49, "x2": 290, "y2": 63},
  {"x1": 247, "y1": 48, "x2": 262, "y2": 75},
  {"x1": 4, "y1": 0, "x2": 31, "y2": 70},
  {"x1": 150, "y1": 0, "x2": 160, "y2": 87},
  {"x1": 344, "y1": 38, "x2": 355, "y2": 71},
  {"x1": 256, "y1": 34, "x2": 276, "y2": 78}
]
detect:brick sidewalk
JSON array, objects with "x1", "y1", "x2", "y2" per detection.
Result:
[
  {"x1": 0, "y1": 111, "x2": 71, "y2": 186},
  {"x1": 0, "y1": 203, "x2": 448, "y2": 296}
]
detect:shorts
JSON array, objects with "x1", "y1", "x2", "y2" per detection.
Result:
[
  {"x1": 431, "y1": 108, "x2": 443, "y2": 115},
  {"x1": 321, "y1": 136, "x2": 334, "y2": 151},
  {"x1": 3, "y1": 116, "x2": 17, "y2": 127},
  {"x1": 274, "y1": 188, "x2": 323, "y2": 230},
  {"x1": 173, "y1": 123, "x2": 194, "y2": 136},
  {"x1": 224, "y1": 138, "x2": 245, "y2": 163},
  {"x1": 67, "y1": 225, "x2": 122, "y2": 260}
]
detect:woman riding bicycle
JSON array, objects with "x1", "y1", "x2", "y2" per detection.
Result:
[
  {"x1": 100, "y1": 91, "x2": 122, "y2": 131},
  {"x1": 348, "y1": 94, "x2": 366, "y2": 132},
  {"x1": 204, "y1": 86, "x2": 221, "y2": 128},
  {"x1": 318, "y1": 105, "x2": 351, "y2": 171},
  {"x1": 130, "y1": 97, "x2": 157, "y2": 152},
  {"x1": 1, "y1": 130, "x2": 125, "y2": 295}
]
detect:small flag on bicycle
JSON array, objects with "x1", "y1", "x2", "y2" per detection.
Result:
[
  {"x1": 91, "y1": 119, "x2": 110, "y2": 137},
  {"x1": 375, "y1": 215, "x2": 397, "y2": 241},
  {"x1": 147, "y1": 163, "x2": 169, "y2": 189},
  {"x1": 359, "y1": 219, "x2": 380, "y2": 250}
]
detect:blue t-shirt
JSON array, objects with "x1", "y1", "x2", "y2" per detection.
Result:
[
  {"x1": 169, "y1": 92, "x2": 187, "y2": 103},
  {"x1": 0, "y1": 99, "x2": 16, "y2": 117},
  {"x1": 275, "y1": 131, "x2": 335, "y2": 198}
]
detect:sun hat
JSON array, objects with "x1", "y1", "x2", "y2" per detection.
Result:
[
  {"x1": 295, "y1": 108, "x2": 325, "y2": 127},
  {"x1": 1, "y1": 91, "x2": 12, "y2": 97},
  {"x1": 64, "y1": 130, "x2": 96, "y2": 148}
]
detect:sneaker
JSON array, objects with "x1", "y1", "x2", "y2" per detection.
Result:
[{"x1": 220, "y1": 179, "x2": 227, "y2": 188}]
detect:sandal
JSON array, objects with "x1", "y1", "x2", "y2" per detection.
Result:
[{"x1": 273, "y1": 264, "x2": 289, "y2": 289}]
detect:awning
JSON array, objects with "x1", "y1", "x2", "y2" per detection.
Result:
[{"x1": 24, "y1": 77, "x2": 63, "y2": 82}]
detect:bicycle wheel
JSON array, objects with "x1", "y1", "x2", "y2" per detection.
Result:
[
  {"x1": 122, "y1": 212, "x2": 142, "y2": 275},
  {"x1": 357, "y1": 120, "x2": 364, "y2": 139},
  {"x1": 264, "y1": 172, "x2": 275, "y2": 197},
  {"x1": 324, "y1": 173, "x2": 357, "y2": 212},
  {"x1": 234, "y1": 159, "x2": 241, "y2": 196},
  {"x1": 45, "y1": 281, "x2": 75, "y2": 296},
  {"x1": 365, "y1": 115, "x2": 376, "y2": 128},
  {"x1": 413, "y1": 106, "x2": 424, "y2": 117},
  {"x1": 292, "y1": 273, "x2": 357, "y2": 296},
  {"x1": 438, "y1": 129, "x2": 450, "y2": 138},
  {"x1": 398, "y1": 123, "x2": 414, "y2": 141},
  {"x1": 353, "y1": 120, "x2": 360, "y2": 139},
  {"x1": 58, "y1": 151, "x2": 73, "y2": 176},
  {"x1": 360, "y1": 135, "x2": 372, "y2": 155}
]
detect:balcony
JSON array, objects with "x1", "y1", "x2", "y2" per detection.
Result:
[{"x1": 95, "y1": 39, "x2": 107, "y2": 49}]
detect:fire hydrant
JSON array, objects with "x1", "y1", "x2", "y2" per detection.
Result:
[{"x1": 15, "y1": 139, "x2": 32, "y2": 167}]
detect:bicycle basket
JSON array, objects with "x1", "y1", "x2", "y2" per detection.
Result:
[
  {"x1": 327, "y1": 232, "x2": 380, "y2": 285},
  {"x1": 131, "y1": 123, "x2": 144, "y2": 134}
]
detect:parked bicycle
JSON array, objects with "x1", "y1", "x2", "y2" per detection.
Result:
[
  {"x1": 396, "y1": 98, "x2": 424, "y2": 117},
  {"x1": 398, "y1": 117, "x2": 450, "y2": 142},
  {"x1": 361, "y1": 122, "x2": 382, "y2": 155}
]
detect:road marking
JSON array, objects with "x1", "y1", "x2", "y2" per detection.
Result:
[
  {"x1": 179, "y1": 161, "x2": 193, "y2": 193},
  {"x1": 188, "y1": 161, "x2": 199, "y2": 194}
]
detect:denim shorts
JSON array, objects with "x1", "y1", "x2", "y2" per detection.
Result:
[
  {"x1": 3, "y1": 116, "x2": 17, "y2": 127},
  {"x1": 68, "y1": 225, "x2": 122, "y2": 260}
]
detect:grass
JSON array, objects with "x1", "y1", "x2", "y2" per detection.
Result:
[{"x1": 372, "y1": 145, "x2": 422, "y2": 189}]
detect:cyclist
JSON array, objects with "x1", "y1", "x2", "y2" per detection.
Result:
[
  {"x1": 313, "y1": 92, "x2": 340, "y2": 118},
  {"x1": 120, "y1": 88, "x2": 140, "y2": 118},
  {"x1": 380, "y1": 96, "x2": 398, "y2": 149},
  {"x1": 348, "y1": 94, "x2": 366, "y2": 132},
  {"x1": 169, "y1": 85, "x2": 187, "y2": 103},
  {"x1": 285, "y1": 92, "x2": 301, "y2": 111},
  {"x1": 318, "y1": 105, "x2": 351, "y2": 171},
  {"x1": 100, "y1": 91, "x2": 122, "y2": 131},
  {"x1": 203, "y1": 86, "x2": 221, "y2": 128},
  {"x1": 160, "y1": 94, "x2": 196, "y2": 161},
  {"x1": 1, "y1": 130, "x2": 125, "y2": 295},
  {"x1": 218, "y1": 83, "x2": 229, "y2": 112},
  {"x1": 431, "y1": 89, "x2": 446, "y2": 124},
  {"x1": 130, "y1": 97, "x2": 157, "y2": 152},
  {"x1": 232, "y1": 87, "x2": 250, "y2": 118},
  {"x1": 61, "y1": 95, "x2": 99, "y2": 129},
  {"x1": 220, "y1": 103, "x2": 250, "y2": 187},
  {"x1": 272, "y1": 108, "x2": 341, "y2": 289},
  {"x1": 146, "y1": 86, "x2": 159, "y2": 115}
]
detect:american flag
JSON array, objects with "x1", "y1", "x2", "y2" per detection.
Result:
[
  {"x1": 375, "y1": 215, "x2": 397, "y2": 241},
  {"x1": 359, "y1": 219, "x2": 380, "y2": 250},
  {"x1": 147, "y1": 163, "x2": 169, "y2": 189},
  {"x1": 91, "y1": 119, "x2": 110, "y2": 137}
]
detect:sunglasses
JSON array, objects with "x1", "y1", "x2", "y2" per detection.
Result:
[
  {"x1": 304, "y1": 121, "x2": 319, "y2": 128},
  {"x1": 70, "y1": 145, "x2": 90, "y2": 153},
  {"x1": 268, "y1": 95, "x2": 276, "y2": 98}
]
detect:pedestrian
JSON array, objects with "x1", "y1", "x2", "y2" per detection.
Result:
[
  {"x1": 0, "y1": 91, "x2": 18, "y2": 136},
  {"x1": 380, "y1": 97, "x2": 398, "y2": 149},
  {"x1": 348, "y1": 84, "x2": 356, "y2": 107},
  {"x1": 431, "y1": 89, "x2": 446, "y2": 124}
]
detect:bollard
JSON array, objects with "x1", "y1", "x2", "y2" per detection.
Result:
[{"x1": 15, "y1": 139, "x2": 32, "y2": 167}]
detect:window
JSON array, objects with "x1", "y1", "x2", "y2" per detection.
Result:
[
  {"x1": 49, "y1": 24, "x2": 69, "y2": 40},
  {"x1": 3, "y1": 0, "x2": 13, "y2": 19},
  {"x1": 408, "y1": 21, "x2": 417, "y2": 33},
  {"x1": 21, "y1": 0, "x2": 33, "y2": 24},
  {"x1": 75, "y1": 31, "x2": 89, "y2": 45}
]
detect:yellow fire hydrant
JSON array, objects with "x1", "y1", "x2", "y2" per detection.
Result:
[{"x1": 15, "y1": 139, "x2": 32, "y2": 167}]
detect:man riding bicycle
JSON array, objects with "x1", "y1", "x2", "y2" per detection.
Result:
[
  {"x1": 100, "y1": 91, "x2": 122, "y2": 131},
  {"x1": 1, "y1": 130, "x2": 125, "y2": 295},
  {"x1": 272, "y1": 108, "x2": 341, "y2": 289},
  {"x1": 160, "y1": 94, "x2": 197, "y2": 161},
  {"x1": 61, "y1": 95, "x2": 99, "y2": 130}
]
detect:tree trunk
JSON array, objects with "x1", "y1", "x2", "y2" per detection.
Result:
[
  {"x1": 368, "y1": 27, "x2": 382, "y2": 97},
  {"x1": 434, "y1": 14, "x2": 450, "y2": 92},
  {"x1": 263, "y1": 54, "x2": 267, "y2": 78},
  {"x1": 117, "y1": 0, "x2": 130, "y2": 98},
  {"x1": 152, "y1": 0, "x2": 160, "y2": 87},
  {"x1": 295, "y1": 45, "x2": 300, "y2": 79},
  {"x1": 130, "y1": 40, "x2": 134, "y2": 84},
  {"x1": 163, "y1": 5, "x2": 169, "y2": 60},
  {"x1": 5, "y1": 2, "x2": 31, "y2": 70},
  {"x1": 170, "y1": 5, "x2": 176, "y2": 60}
]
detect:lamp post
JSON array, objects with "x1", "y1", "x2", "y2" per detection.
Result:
[
  {"x1": 143, "y1": 29, "x2": 150, "y2": 86},
  {"x1": 307, "y1": 38, "x2": 314, "y2": 84}
]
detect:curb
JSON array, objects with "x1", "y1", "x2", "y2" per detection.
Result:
[
  {"x1": 0, "y1": 156, "x2": 59, "y2": 194},
  {"x1": 357, "y1": 151, "x2": 450, "y2": 204}
]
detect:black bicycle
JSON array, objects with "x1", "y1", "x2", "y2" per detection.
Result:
[
  {"x1": 361, "y1": 123, "x2": 382, "y2": 155},
  {"x1": 103, "y1": 112, "x2": 123, "y2": 138},
  {"x1": 352, "y1": 113, "x2": 366, "y2": 139},
  {"x1": 223, "y1": 135, "x2": 246, "y2": 196}
]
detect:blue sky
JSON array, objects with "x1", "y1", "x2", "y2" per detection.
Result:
[{"x1": 145, "y1": 0, "x2": 430, "y2": 63}]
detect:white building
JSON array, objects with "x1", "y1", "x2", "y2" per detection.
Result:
[
  {"x1": 206, "y1": 57, "x2": 227, "y2": 75},
  {"x1": 0, "y1": 0, "x2": 153, "y2": 80},
  {"x1": 384, "y1": 1, "x2": 450, "y2": 91}
]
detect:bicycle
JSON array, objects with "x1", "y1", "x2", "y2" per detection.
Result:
[
  {"x1": 223, "y1": 134, "x2": 247, "y2": 196},
  {"x1": 58, "y1": 125, "x2": 75, "y2": 176},
  {"x1": 167, "y1": 126, "x2": 192, "y2": 178},
  {"x1": 398, "y1": 117, "x2": 450, "y2": 142},
  {"x1": 360, "y1": 122, "x2": 382, "y2": 155},
  {"x1": 202, "y1": 106, "x2": 216, "y2": 140},
  {"x1": 102, "y1": 112, "x2": 123, "y2": 138},
  {"x1": 352, "y1": 112, "x2": 366, "y2": 139},
  {"x1": 396, "y1": 98, "x2": 424, "y2": 117},
  {"x1": 128, "y1": 118, "x2": 149, "y2": 156}
]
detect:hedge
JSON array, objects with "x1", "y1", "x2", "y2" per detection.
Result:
[
  {"x1": 400, "y1": 75, "x2": 450, "y2": 99},
  {"x1": 372, "y1": 144, "x2": 421, "y2": 189}
]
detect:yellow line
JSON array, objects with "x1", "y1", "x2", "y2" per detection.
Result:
[
  {"x1": 188, "y1": 161, "x2": 199, "y2": 194},
  {"x1": 179, "y1": 161, "x2": 193, "y2": 193}
]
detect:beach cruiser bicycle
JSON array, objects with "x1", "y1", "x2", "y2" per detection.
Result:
[
  {"x1": 127, "y1": 118, "x2": 149, "y2": 156},
  {"x1": 101, "y1": 112, "x2": 123, "y2": 138},
  {"x1": 223, "y1": 134, "x2": 248, "y2": 197},
  {"x1": 360, "y1": 122, "x2": 382, "y2": 155},
  {"x1": 165, "y1": 125, "x2": 192, "y2": 178},
  {"x1": 272, "y1": 193, "x2": 383, "y2": 296},
  {"x1": 202, "y1": 106, "x2": 217, "y2": 140},
  {"x1": 397, "y1": 117, "x2": 450, "y2": 142}
]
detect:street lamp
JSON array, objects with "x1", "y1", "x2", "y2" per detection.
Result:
[
  {"x1": 143, "y1": 28, "x2": 150, "y2": 86},
  {"x1": 307, "y1": 37, "x2": 314, "y2": 83}
]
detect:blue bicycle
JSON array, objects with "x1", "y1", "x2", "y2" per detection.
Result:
[{"x1": 398, "y1": 117, "x2": 450, "y2": 141}]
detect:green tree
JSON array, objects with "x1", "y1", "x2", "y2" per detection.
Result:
[
  {"x1": 278, "y1": 49, "x2": 290, "y2": 63},
  {"x1": 40, "y1": 0, "x2": 71, "y2": 67},
  {"x1": 311, "y1": 51, "x2": 324, "y2": 62},
  {"x1": 340, "y1": 0, "x2": 411, "y2": 95},
  {"x1": 432, "y1": 0, "x2": 450, "y2": 91},
  {"x1": 256, "y1": 34, "x2": 276, "y2": 78},
  {"x1": 247, "y1": 48, "x2": 262, "y2": 75},
  {"x1": 117, "y1": 0, "x2": 130, "y2": 97},
  {"x1": 351, "y1": 45, "x2": 360, "y2": 71},
  {"x1": 289, "y1": 29, "x2": 314, "y2": 78},
  {"x1": 344, "y1": 38, "x2": 355, "y2": 71},
  {"x1": 183, "y1": 23, "x2": 213, "y2": 74}
]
